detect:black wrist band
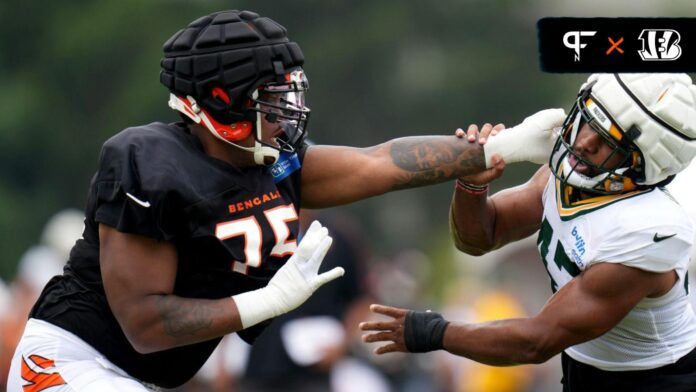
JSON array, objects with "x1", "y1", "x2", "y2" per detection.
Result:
[{"x1": 404, "y1": 310, "x2": 450, "y2": 353}]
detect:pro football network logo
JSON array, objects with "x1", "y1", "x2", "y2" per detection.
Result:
[
  {"x1": 563, "y1": 31, "x2": 597, "y2": 61},
  {"x1": 638, "y1": 29, "x2": 682, "y2": 61},
  {"x1": 538, "y1": 17, "x2": 696, "y2": 72}
]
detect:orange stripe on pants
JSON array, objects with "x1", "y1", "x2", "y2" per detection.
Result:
[{"x1": 20, "y1": 355, "x2": 66, "y2": 392}]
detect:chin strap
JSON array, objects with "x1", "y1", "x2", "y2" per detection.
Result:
[
  {"x1": 253, "y1": 146, "x2": 279, "y2": 165},
  {"x1": 168, "y1": 93, "x2": 279, "y2": 165},
  {"x1": 250, "y1": 91, "x2": 279, "y2": 165},
  {"x1": 561, "y1": 154, "x2": 634, "y2": 193}
]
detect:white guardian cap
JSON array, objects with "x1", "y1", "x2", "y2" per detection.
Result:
[{"x1": 550, "y1": 73, "x2": 696, "y2": 194}]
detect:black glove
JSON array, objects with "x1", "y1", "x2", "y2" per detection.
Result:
[{"x1": 404, "y1": 310, "x2": 450, "y2": 353}]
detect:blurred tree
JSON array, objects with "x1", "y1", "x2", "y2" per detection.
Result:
[{"x1": 0, "y1": 0, "x2": 592, "y2": 278}]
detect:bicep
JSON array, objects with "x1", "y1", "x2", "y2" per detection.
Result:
[
  {"x1": 99, "y1": 224, "x2": 178, "y2": 323},
  {"x1": 490, "y1": 165, "x2": 549, "y2": 246},
  {"x1": 531, "y1": 262, "x2": 670, "y2": 356},
  {"x1": 301, "y1": 144, "x2": 390, "y2": 208}
]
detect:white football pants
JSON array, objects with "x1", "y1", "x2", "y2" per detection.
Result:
[{"x1": 7, "y1": 318, "x2": 157, "y2": 392}]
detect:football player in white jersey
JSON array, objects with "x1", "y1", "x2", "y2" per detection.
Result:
[{"x1": 360, "y1": 74, "x2": 696, "y2": 391}]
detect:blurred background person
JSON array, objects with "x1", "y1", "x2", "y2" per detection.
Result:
[
  {"x1": 0, "y1": 277, "x2": 12, "y2": 390},
  {"x1": 240, "y1": 210, "x2": 372, "y2": 391},
  {"x1": 0, "y1": 209, "x2": 83, "y2": 390},
  {"x1": 359, "y1": 251, "x2": 439, "y2": 392},
  {"x1": 436, "y1": 238, "x2": 555, "y2": 392}
]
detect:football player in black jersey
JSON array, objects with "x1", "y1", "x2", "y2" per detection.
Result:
[{"x1": 7, "y1": 10, "x2": 565, "y2": 391}]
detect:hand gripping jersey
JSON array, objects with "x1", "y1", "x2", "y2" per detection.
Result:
[
  {"x1": 29, "y1": 122, "x2": 305, "y2": 388},
  {"x1": 538, "y1": 173, "x2": 696, "y2": 371}
]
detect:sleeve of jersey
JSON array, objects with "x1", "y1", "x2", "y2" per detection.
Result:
[
  {"x1": 592, "y1": 212, "x2": 693, "y2": 273},
  {"x1": 92, "y1": 134, "x2": 184, "y2": 241}
]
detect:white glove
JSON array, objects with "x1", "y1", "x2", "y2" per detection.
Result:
[
  {"x1": 232, "y1": 221, "x2": 345, "y2": 329},
  {"x1": 483, "y1": 108, "x2": 566, "y2": 167}
]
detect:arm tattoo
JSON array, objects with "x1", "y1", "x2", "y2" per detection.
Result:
[
  {"x1": 388, "y1": 136, "x2": 485, "y2": 189},
  {"x1": 156, "y1": 296, "x2": 216, "y2": 338}
]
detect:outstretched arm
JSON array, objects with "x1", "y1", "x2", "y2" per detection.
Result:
[
  {"x1": 300, "y1": 109, "x2": 565, "y2": 209},
  {"x1": 301, "y1": 136, "x2": 484, "y2": 208},
  {"x1": 360, "y1": 262, "x2": 677, "y2": 365}
]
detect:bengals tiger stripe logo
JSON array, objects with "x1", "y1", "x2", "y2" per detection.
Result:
[{"x1": 20, "y1": 354, "x2": 66, "y2": 392}]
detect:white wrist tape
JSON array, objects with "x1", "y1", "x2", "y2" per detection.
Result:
[
  {"x1": 232, "y1": 285, "x2": 286, "y2": 329},
  {"x1": 483, "y1": 108, "x2": 566, "y2": 167},
  {"x1": 231, "y1": 220, "x2": 344, "y2": 329}
]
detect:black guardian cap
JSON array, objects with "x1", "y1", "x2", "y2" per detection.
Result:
[{"x1": 160, "y1": 10, "x2": 304, "y2": 124}]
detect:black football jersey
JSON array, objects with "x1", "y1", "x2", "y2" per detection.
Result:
[{"x1": 29, "y1": 121, "x2": 306, "y2": 388}]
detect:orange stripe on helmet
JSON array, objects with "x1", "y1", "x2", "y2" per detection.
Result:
[
  {"x1": 657, "y1": 88, "x2": 669, "y2": 102},
  {"x1": 608, "y1": 124, "x2": 623, "y2": 141}
]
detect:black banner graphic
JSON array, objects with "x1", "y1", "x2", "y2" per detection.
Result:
[{"x1": 538, "y1": 18, "x2": 696, "y2": 72}]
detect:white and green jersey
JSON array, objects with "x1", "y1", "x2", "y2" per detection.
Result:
[{"x1": 538, "y1": 174, "x2": 696, "y2": 371}]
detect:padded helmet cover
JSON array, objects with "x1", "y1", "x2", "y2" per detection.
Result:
[
  {"x1": 160, "y1": 10, "x2": 305, "y2": 124},
  {"x1": 589, "y1": 73, "x2": 696, "y2": 186}
]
